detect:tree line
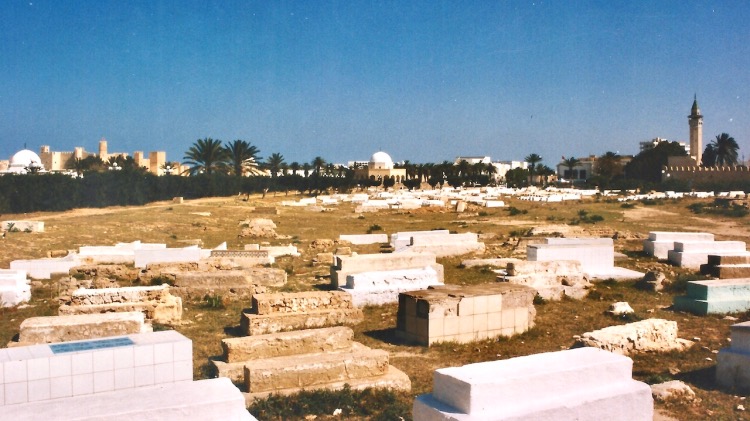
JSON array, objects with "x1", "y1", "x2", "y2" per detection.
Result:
[{"x1": 0, "y1": 133, "x2": 742, "y2": 214}]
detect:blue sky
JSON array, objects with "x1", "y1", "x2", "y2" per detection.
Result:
[{"x1": 2, "y1": 1, "x2": 749, "y2": 168}]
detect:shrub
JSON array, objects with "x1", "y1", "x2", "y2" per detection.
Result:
[{"x1": 367, "y1": 224, "x2": 382, "y2": 233}]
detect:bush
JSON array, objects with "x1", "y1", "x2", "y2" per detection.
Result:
[
  {"x1": 367, "y1": 224, "x2": 382, "y2": 233},
  {"x1": 508, "y1": 206, "x2": 527, "y2": 216}
]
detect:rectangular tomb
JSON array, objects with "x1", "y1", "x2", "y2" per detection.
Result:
[
  {"x1": 396, "y1": 283, "x2": 536, "y2": 346},
  {"x1": 673, "y1": 278, "x2": 750, "y2": 314},
  {"x1": 413, "y1": 347, "x2": 653, "y2": 421},
  {"x1": 0, "y1": 330, "x2": 192, "y2": 406}
]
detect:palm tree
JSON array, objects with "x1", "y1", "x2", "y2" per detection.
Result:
[
  {"x1": 311, "y1": 156, "x2": 326, "y2": 175},
  {"x1": 183, "y1": 137, "x2": 228, "y2": 175},
  {"x1": 524, "y1": 153, "x2": 543, "y2": 185},
  {"x1": 265, "y1": 153, "x2": 286, "y2": 179},
  {"x1": 562, "y1": 156, "x2": 580, "y2": 181},
  {"x1": 224, "y1": 139, "x2": 261, "y2": 177},
  {"x1": 302, "y1": 163, "x2": 312, "y2": 178},
  {"x1": 711, "y1": 133, "x2": 739, "y2": 166}
]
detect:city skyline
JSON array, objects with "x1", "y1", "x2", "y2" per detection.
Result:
[{"x1": 3, "y1": 1, "x2": 750, "y2": 167}]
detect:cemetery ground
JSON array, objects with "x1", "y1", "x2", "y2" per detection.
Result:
[{"x1": 1, "y1": 194, "x2": 750, "y2": 420}]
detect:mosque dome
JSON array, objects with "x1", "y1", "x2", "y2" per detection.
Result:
[
  {"x1": 8, "y1": 149, "x2": 44, "y2": 172},
  {"x1": 369, "y1": 151, "x2": 394, "y2": 170}
]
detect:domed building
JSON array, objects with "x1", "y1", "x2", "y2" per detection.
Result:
[
  {"x1": 3, "y1": 149, "x2": 45, "y2": 174},
  {"x1": 354, "y1": 151, "x2": 406, "y2": 184}
]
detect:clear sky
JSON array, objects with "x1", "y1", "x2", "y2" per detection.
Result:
[{"x1": 2, "y1": 1, "x2": 749, "y2": 168}]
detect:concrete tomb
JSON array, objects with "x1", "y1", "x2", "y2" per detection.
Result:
[
  {"x1": 1, "y1": 220, "x2": 44, "y2": 233},
  {"x1": 77, "y1": 241, "x2": 167, "y2": 265},
  {"x1": 331, "y1": 252, "x2": 445, "y2": 306},
  {"x1": 0, "y1": 331, "x2": 255, "y2": 420},
  {"x1": 574, "y1": 319, "x2": 693, "y2": 356},
  {"x1": 396, "y1": 283, "x2": 536, "y2": 346},
  {"x1": 391, "y1": 230, "x2": 451, "y2": 250},
  {"x1": 395, "y1": 232, "x2": 486, "y2": 257},
  {"x1": 717, "y1": 321, "x2": 750, "y2": 391},
  {"x1": 0, "y1": 269, "x2": 31, "y2": 307},
  {"x1": 331, "y1": 252, "x2": 444, "y2": 288},
  {"x1": 413, "y1": 347, "x2": 653, "y2": 421},
  {"x1": 14, "y1": 312, "x2": 152, "y2": 346},
  {"x1": 2, "y1": 377, "x2": 256, "y2": 421},
  {"x1": 673, "y1": 278, "x2": 750, "y2": 314},
  {"x1": 501, "y1": 260, "x2": 591, "y2": 300},
  {"x1": 643, "y1": 231, "x2": 715, "y2": 260},
  {"x1": 212, "y1": 326, "x2": 411, "y2": 403},
  {"x1": 527, "y1": 237, "x2": 644, "y2": 280},
  {"x1": 339, "y1": 233, "x2": 389, "y2": 245},
  {"x1": 0, "y1": 330, "x2": 192, "y2": 406},
  {"x1": 700, "y1": 254, "x2": 750, "y2": 278},
  {"x1": 668, "y1": 240, "x2": 750, "y2": 269},
  {"x1": 58, "y1": 284, "x2": 182, "y2": 324},
  {"x1": 240, "y1": 291, "x2": 363, "y2": 336},
  {"x1": 10, "y1": 253, "x2": 80, "y2": 280}
]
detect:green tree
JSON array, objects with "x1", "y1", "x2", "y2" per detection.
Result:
[
  {"x1": 524, "y1": 153, "x2": 543, "y2": 185},
  {"x1": 624, "y1": 141, "x2": 686, "y2": 183},
  {"x1": 594, "y1": 152, "x2": 623, "y2": 182},
  {"x1": 224, "y1": 139, "x2": 261, "y2": 177},
  {"x1": 183, "y1": 138, "x2": 228, "y2": 175},
  {"x1": 505, "y1": 167, "x2": 529, "y2": 188},
  {"x1": 711, "y1": 133, "x2": 740, "y2": 166}
]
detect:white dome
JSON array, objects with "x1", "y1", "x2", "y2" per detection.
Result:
[
  {"x1": 369, "y1": 151, "x2": 394, "y2": 170},
  {"x1": 9, "y1": 149, "x2": 43, "y2": 171}
]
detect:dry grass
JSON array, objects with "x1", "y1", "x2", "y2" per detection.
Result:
[{"x1": 2, "y1": 192, "x2": 750, "y2": 420}]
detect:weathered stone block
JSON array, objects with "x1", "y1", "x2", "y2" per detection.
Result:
[
  {"x1": 222, "y1": 326, "x2": 353, "y2": 363},
  {"x1": 240, "y1": 309, "x2": 363, "y2": 336},
  {"x1": 575, "y1": 319, "x2": 693, "y2": 355},
  {"x1": 17, "y1": 312, "x2": 150, "y2": 345},
  {"x1": 243, "y1": 343, "x2": 389, "y2": 393}
]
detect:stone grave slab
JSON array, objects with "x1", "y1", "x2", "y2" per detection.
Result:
[{"x1": 15, "y1": 312, "x2": 151, "y2": 346}]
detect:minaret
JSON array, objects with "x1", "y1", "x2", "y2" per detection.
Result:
[{"x1": 688, "y1": 95, "x2": 703, "y2": 165}]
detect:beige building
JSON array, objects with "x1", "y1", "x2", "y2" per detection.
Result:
[
  {"x1": 354, "y1": 151, "x2": 407, "y2": 183},
  {"x1": 37, "y1": 138, "x2": 169, "y2": 175}
]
